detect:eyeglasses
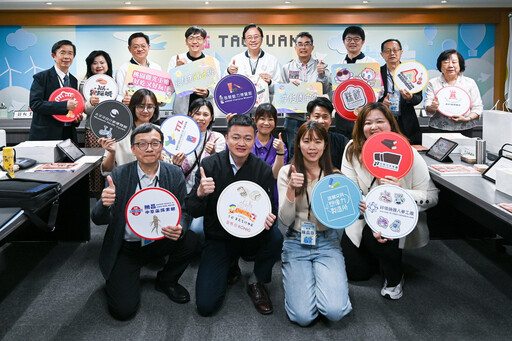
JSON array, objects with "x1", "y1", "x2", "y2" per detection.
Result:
[
  {"x1": 136, "y1": 104, "x2": 156, "y2": 111},
  {"x1": 230, "y1": 135, "x2": 254, "y2": 143},
  {"x1": 187, "y1": 36, "x2": 205, "y2": 43},
  {"x1": 344, "y1": 37, "x2": 362, "y2": 43},
  {"x1": 245, "y1": 35, "x2": 261, "y2": 41},
  {"x1": 382, "y1": 49, "x2": 402, "y2": 54},
  {"x1": 296, "y1": 42, "x2": 313, "y2": 47},
  {"x1": 130, "y1": 44, "x2": 148, "y2": 50},
  {"x1": 133, "y1": 141, "x2": 162, "y2": 151}
]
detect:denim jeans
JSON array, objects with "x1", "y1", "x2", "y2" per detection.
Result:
[
  {"x1": 181, "y1": 212, "x2": 206, "y2": 247},
  {"x1": 282, "y1": 228, "x2": 352, "y2": 326}
]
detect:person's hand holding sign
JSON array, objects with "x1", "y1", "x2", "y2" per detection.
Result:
[
  {"x1": 98, "y1": 137, "x2": 116, "y2": 154},
  {"x1": 205, "y1": 137, "x2": 219, "y2": 155},
  {"x1": 172, "y1": 152, "x2": 186, "y2": 167},
  {"x1": 197, "y1": 167, "x2": 215, "y2": 198},
  {"x1": 102, "y1": 175, "x2": 116, "y2": 207},
  {"x1": 90, "y1": 89, "x2": 100, "y2": 106},
  {"x1": 400, "y1": 89, "x2": 413, "y2": 101},
  {"x1": 264, "y1": 212, "x2": 276, "y2": 230},
  {"x1": 272, "y1": 133, "x2": 285, "y2": 155},
  {"x1": 161, "y1": 224, "x2": 183, "y2": 240},
  {"x1": 67, "y1": 98, "x2": 78, "y2": 111},
  {"x1": 380, "y1": 175, "x2": 402, "y2": 187},
  {"x1": 260, "y1": 73, "x2": 272, "y2": 84},
  {"x1": 228, "y1": 60, "x2": 238, "y2": 74},
  {"x1": 194, "y1": 88, "x2": 209, "y2": 97}
]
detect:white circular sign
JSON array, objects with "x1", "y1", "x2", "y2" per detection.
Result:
[
  {"x1": 125, "y1": 187, "x2": 181, "y2": 240},
  {"x1": 83, "y1": 74, "x2": 118, "y2": 102},
  {"x1": 160, "y1": 115, "x2": 201, "y2": 156},
  {"x1": 393, "y1": 61, "x2": 428, "y2": 94},
  {"x1": 217, "y1": 180, "x2": 271, "y2": 238},
  {"x1": 435, "y1": 86, "x2": 472, "y2": 117},
  {"x1": 364, "y1": 184, "x2": 418, "y2": 239}
]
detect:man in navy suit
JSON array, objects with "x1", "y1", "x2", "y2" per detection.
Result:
[{"x1": 29, "y1": 40, "x2": 83, "y2": 143}]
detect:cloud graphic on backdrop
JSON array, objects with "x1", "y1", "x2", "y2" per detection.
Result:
[
  {"x1": 6, "y1": 29, "x2": 37, "y2": 51},
  {"x1": 460, "y1": 24, "x2": 486, "y2": 57},
  {"x1": 423, "y1": 26, "x2": 437, "y2": 46},
  {"x1": 328, "y1": 33, "x2": 346, "y2": 54},
  {"x1": 112, "y1": 32, "x2": 167, "y2": 50}
]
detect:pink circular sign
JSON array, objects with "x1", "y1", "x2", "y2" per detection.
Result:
[
  {"x1": 49, "y1": 87, "x2": 85, "y2": 123},
  {"x1": 435, "y1": 86, "x2": 472, "y2": 117},
  {"x1": 333, "y1": 79, "x2": 376, "y2": 121}
]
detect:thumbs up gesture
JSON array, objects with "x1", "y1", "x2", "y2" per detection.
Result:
[
  {"x1": 90, "y1": 89, "x2": 100, "y2": 106},
  {"x1": 176, "y1": 55, "x2": 186, "y2": 66},
  {"x1": 122, "y1": 90, "x2": 131, "y2": 106},
  {"x1": 197, "y1": 167, "x2": 215, "y2": 198},
  {"x1": 317, "y1": 60, "x2": 325, "y2": 75},
  {"x1": 273, "y1": 132, "x2": 285, "y2": 155},
  {"x1": 289, "y1": 165, "x2": 304, "y2": 189},
  {"x1": 101, "y1": 175, "x2": 116, "y2": 207},
  {"x1": 228, "y1": 59, "x2": 238, "y2": 74},
  {"x1": 205, "y1": 136, "x2": 220, "y2": 155}
]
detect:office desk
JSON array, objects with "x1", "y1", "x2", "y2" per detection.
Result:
[
  {"x1": 1, "y1": 148, "x2": 103, "y2": 243},
  {"x1": 422, "y1": 153, "x2": 512, "y2": 241}
]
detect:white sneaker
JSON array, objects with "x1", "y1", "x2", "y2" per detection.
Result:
[{"x1": 381, "y1": 276, "x2": 404, "y2": 300}]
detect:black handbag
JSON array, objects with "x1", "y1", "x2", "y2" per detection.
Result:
[{"x1": 0, "y1": 178, "x2": 61, "y2": 232}]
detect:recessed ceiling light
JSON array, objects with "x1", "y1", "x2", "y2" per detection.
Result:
[
  {"x1": 124, "y1": 1, "x2": 131, "y2": 5},
  {"x1": 205, "y1": 1, "x2": 209, "y2": 4},
  {"x1": 45, "y1": 2, "x2": 53, "y2": 4},
  {"x1": 363, "y1": 1, "x2": 369, "y2": 3},
  {"x1": 285, "y1": 1, "x2": 291, "y2": 4},
  {"x1": 441, "y1": 0, "x2": 447, "y2": 3}
]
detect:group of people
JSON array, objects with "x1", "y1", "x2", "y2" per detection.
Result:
[{"x1": 27, "y1": 21, "x2": 489, "y2": 325}]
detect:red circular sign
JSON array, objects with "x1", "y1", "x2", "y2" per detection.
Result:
[
  {"x1": 333, "y1": 79, "x2": 376, "y2": 121},
  {"x1": 49, "y1": 87, "x2": 85, "y2": 123},
  {"x1": 361, "y1": 131, "x2": 413, "y2": 179}
]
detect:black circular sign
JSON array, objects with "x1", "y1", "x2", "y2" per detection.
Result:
[{"x1": 90, "y1": 100, "x2": 133, "y2": 141}]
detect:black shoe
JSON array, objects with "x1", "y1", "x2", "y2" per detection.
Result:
[
  {"x1": 246, "y1": 282, "x2": 273, "y2": 315},
  {"x1": 227, "y1": 262, "x2": 242, "y2": 285},
  {"x1": 155, "y1": 280, "x2": 190, "y2": 304}
]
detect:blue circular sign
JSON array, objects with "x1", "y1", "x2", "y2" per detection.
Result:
[
  {"x1": 311, "y1": 174, "x2": 363, "y2": 229},
  {"x1": 214, "y1": 74, "x2": 257, "y2": 115}
]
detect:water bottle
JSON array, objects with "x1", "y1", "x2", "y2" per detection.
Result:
[
  {"x1": 389, "y1": 92, "x2": 400, "y2": 116},
  {"x1": 476, "y1": 139, "x2": 486, "y2": 164}
]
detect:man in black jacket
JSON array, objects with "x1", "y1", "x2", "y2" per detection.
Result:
[
  {"x1": 92, "y1": 124, "x2": 198, "y2": 320},
  {"x1": 378, "y1": 38, "x2": 422, "y2": 145},
  {"x1": 186, "y1": 115, "x2": 282, "y2": 317}
]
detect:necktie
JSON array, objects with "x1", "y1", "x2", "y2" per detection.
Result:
[{"x1": 63, "y1": 74, "x2": 69, "y2": 87}]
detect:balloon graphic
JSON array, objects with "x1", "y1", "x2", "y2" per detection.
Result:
[
  {"x1": 460, "y1": 24, "x2": 486, "y2": 57},
  {"x1": 424, "y1": 25, "x2": 438, "y2": 46},
  {"x1": 442, "y1": 39, "x2": 457, "y2": 51}
]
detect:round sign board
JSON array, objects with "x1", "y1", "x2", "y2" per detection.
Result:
[
  {"x1": 49, "y1": 87, "x2": 85, "y2": 122},
  {"x1": 362, "y1": 131, "x2": 413, "y2": 179},
  {"x1": 90, "y1": 100, "x2": 133, "y2": 141},
  {"x1": 217, "y1": 180, "x2": 271, "y2": 238},
  {"x1": 333, "y1": 79, "x2": 376, "y2": 121},
  {"x1": 160, "y1": 115, "x2": 201, "y2": 156},
  {"x1": 82, "y1": 74, "x2": 119, "y2": 103},
  {"x1": 214, "y1": 74, "x2": 257, "y2": 115},
  {"x1": 125, "y1": 187, "x2": 182, "y2": 240},
  {"x1": 364, "y1": 184, "x2": 418, "y2": 239},
  {"x1": 393, "y1": 61, "x2": 428, "y2": 94},
  {"x1": 435, "y1": 86, "x2": 471, "y2": 117},
  {"x1": 311, "y1": 174, "x2": 363, "y2": 229}
]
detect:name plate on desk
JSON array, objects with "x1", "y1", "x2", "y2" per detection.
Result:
[{"x1": 13, "y1": 111, "x2": 33, "y2": 119}]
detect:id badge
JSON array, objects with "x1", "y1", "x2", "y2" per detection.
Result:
[
  {"x1": 300, "y1": 220, "x2": 316, "y2": 246},
  {"x1": 141, "y1": 238, "x2": 155, "y2": 247}
]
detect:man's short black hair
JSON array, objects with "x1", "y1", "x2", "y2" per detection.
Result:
[
  {"x1": 307, "y1": 97, "x2": 334, "y2": 115},
  {"x1": 227, "y1": 114, "x2": 256, "y2": 134},
  {"x1": 185, "y1": 26, "x2": 207, "y2": 39},
  {"x1": 342, "y1": 26, "x2": 365, "y2": 41},
  {"x1": 130, "y1": 123, "x2": 163, "y2": 146},
  {"x1": 296, "y1": 32, "x2": 313, "y2": 45},
  {"x1": 128, "y1": 32, "x2": 150, "y2": 46},
  {"x1": 381, "y1": 39, "x2": 402, "y2": 52},
  {"x1": 242, "y1": 23, "x2": 263, "y2": 39},
  {"x1": 52, "y1": 40, "x2": 76, "y2": 56}
]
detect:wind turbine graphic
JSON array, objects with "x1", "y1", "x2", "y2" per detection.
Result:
[
  {"x1": 0, "y1": 57, "x2": 21, "y2": 87},
  {"x1": 24, "y1": 56, "x2": 44, "y2": 75}
]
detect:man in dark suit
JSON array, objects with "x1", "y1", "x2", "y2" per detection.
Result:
[
  {"x1": 29, "y1": 40, "x2": 83, "y2": 143},
  {"x1": 92, "y1": 123, "x2": 198, "y2": 321},
  {"x1": 378, "y1": 39, "x2": 422, "y2": 145}
]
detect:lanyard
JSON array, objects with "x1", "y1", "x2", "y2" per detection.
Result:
[
  {"x1": 137, "y1": 175, "x2": 159, "y2": 191},
  {"x1": 368, "y1": 176, "x2": 377, "y2": 193},
  {"x1": 387, "y1": 70, "x2": 395, "y2": 93},
  {"x1": 304, "y1": 169, "x2": 323, "y2": 220}
]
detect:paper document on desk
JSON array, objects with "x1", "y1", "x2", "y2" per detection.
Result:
[
  {"x1": 32, "y1": 163, "x2": 82, "y2": 173},
  {"x1": 428, "y1": 164, "x2": 481, "y2": 176}
]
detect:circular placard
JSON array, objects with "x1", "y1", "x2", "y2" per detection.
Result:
[
  {"x1": 82, "y1": 74, "x2": 119, "y2": 102},
  {"x1": 49, "y1": 87, "x2": 85, "y2": 122},
  {"x1": 311, "y1": 174, "x2": 363, "y2": 229},
  {"x1": 90, "y1": 100, "x2": 133, "y2": 141},
  {"x1": 393, "y1": 61, "x2": 428, "y2": 94},
  {"x1": 160, "y1": 115, "x2": 201, "y2": 156},
  {"x1": 333, "y1": 79, "x2": 376, "y2": 121},
  {"x1": 217, "y1": 180, "x2": 271, "y2": 238},
  {"x1": 362, "y1": 131, "x2": 413, "y2": 179},
  {"x1": 125, "y1": 187, "x2": 182, "y2": 240},
  {"x1": 435, "y1": 86, "x2": 471, "y2": 117},
  {"x1": 364, "y1": 184, "x2": 418, "y2": 239},
  {"x1": 214, "y1": 74, "x2": 257, "y2": 115}
]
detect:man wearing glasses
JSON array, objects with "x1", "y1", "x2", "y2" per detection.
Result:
[
  {"x1": 186, "y1": 115, "x2": 282, "y2": 317},
  {"x1": 115, "y1": 32, "x2": 162, "y2": 105},
  {"x1": 281, "y1": 32, "x2": 331, "y2": 157},
  {"x1": 167, "y1": 26, "x2": 221, "y2": 115},
  {"x1": 378, "y1": 39, "x2": 422, "y2": 144},
  {"x1": 92, "y1": 123, "x2": 199, "y2": 320},
  {"x1": 335, "y1": 26, "x2": 377, "y2": 137}
]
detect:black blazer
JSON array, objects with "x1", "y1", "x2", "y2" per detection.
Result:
[
  {"x1": 29, "y1": 67, "x2": 79, "y2": 142},
  {"x1": 379, "y1": 64, "x2": 423, "y2": 145}
]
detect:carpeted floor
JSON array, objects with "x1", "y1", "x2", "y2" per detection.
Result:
[{"x1": 0, "y1": 216, "x2": 511, "y2": 340}]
